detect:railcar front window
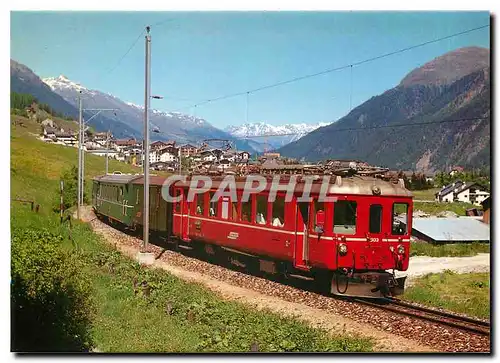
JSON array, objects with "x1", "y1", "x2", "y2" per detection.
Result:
[
  {"x1": 369, "y1": 204, "x2": 382, "y2": 233},
  {"x1": 333, "y1": 200, "x2": 357, "y2": 235},
  {"x1": 392, "y1": 203, "x2": 408, "y2": 235}
]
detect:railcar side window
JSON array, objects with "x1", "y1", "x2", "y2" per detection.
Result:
[
  {"x1": 333, "y1": 200, "x2": 357, "y2": 235},
  {"x1": 196, "y1": 194, "x2": 205, "y2": 215},
  {"x1": 241, "y1": 196, "x2": 252, "y2": 222},
  {"x1": 256, "y1": 195, "x2": 268, "y2": 225},
  {"x1": 392, "y1": 203, "x2": 408, "y2": 235},
  {"x1": 209, "y1": 192, "x2": 218, "y2": 217},
  {"x1": 174, "y1": 189, "x2": 182, "y2": 212},
  {"x1": 272, "y1": 196, "x2": 285, "y2": 227},
  {"x1": 231, "y1": 201, "x2": 239, "y2": 220},
  {"x1": 369, "y1": 204, "x2": 383, "y2": 233}
]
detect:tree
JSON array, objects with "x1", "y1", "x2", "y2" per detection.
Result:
[{"x1": 53, "y1": 165, "x2": 88, "y2": 213}]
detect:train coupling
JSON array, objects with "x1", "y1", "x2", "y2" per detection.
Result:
[{"x1": 331, "y1": 271, "x2": 407, "y2": 299}]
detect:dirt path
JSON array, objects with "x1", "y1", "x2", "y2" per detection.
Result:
[
  {"x1": 397, "y1": 254, "x2": 490, "y2": 285},
  {"x1": 77, "y1": 206, "x2": 434, "y2": 352}
]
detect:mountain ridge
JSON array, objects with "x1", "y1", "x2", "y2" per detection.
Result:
[{"x1": 278, "y1": 47, "x2": 490, "y2": 172}]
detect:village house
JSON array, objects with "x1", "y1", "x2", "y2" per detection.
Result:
[
  {"x1": 449, "y1": 166, "x2": 464, "y2": 177},
  {"x1": 54, "y1": 131, "x2": 78, "y2": 147},
  {"x1": 151, "y1": 140, "x2": 175, "y2": 151},
  {"x1": 435, "y1": 180, "x2": 490, "y2": 206},
  {"x1": 238, "y1": 151, "x2": 251, "y2": 160},
  {"x1": 179, "y1": 143, "x2": 198, "y2": 157},
  {"x1": 113, "y1": 138, "x2": 140, "y2": 152},
  {"x1": 149, "y1": 146, "x2": 178, "y2": 164}
]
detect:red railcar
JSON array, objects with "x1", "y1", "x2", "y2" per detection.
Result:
[{"x1": 169, "y1": 175, "x2": 412, "y2": 298}]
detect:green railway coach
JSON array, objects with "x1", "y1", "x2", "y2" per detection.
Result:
[{"x1": 92, "y1": 174, "x2": 173, "y2": 234}]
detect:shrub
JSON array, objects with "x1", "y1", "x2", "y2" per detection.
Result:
[
  {"x1": 53, "y1": 166, "x2": 88, "y2": 213},
  {"x1": 11, "y1": 227, "x2": 94, "y2": 351}
]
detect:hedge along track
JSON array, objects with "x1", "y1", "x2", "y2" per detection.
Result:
[{"x1": 351, "y1": 297, "x2": 490, "y2": 336}]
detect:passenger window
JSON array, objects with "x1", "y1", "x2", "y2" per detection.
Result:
[
  {"x1": 231, "y1": 201, "x2": 239, "y2": 220},
  {"x1": 241, "y1": 196, "x2": 252, "y2": 222},
  {"x1": 255, "y1": 195, "x2": 268, "y2": 225},
  {"x1": 369, "y1": 204, "x2": 382, "y2": 233},
  {"x1": 196, "y1": 194, "x2": 205, "y2": 215},
  {"x1": 392, "y1": 203, "x2": 408, "y2": 235},
  {"x1": 333, "y1": 200, "x2": 357, "y2": 235},
  {"x1": 272, "y1": 196, "x2": 285, "y2": 227},
  {"x1": 209, "y1": 192, "x2": 218, "y2": 217}
]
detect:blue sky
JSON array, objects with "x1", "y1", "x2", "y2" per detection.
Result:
[{"x1": 10, "y1": 11, "x2": 490, "y2": 128}]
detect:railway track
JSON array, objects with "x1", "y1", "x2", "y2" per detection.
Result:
[
  {"x1": 352, "y1": 297, "x2": 490, "y2": 336},
  {"x1": 99, "y1": 213, "x2": 491, "y2": 338}
]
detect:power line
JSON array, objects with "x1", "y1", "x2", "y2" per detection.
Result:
[
  {"x1": 299, "y1": 116, "x2": 489, "y2": 159},
  {"x1": 104, "y1": 29, "x2": 146, "y2": 78},
  {"x1": 168, "y1": 24, "x2": 489, "y2": 114}
]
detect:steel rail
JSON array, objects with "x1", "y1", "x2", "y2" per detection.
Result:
[{"x1": 352, "y1": 298, "x2": 490, "y2": 336}]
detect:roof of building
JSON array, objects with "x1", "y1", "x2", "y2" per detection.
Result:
[
  {"x1": 115, "y1": 139, "x2": 138, "y2": 146},
  {"x1": 54, "y1": 132, "x2": 76, "y2": 138},
  {"x1": 92, "y1": 174, "x2": 143, "y2": 184},
  {"x1": 181, "y1": 143, "x2": 197, "y2": 149},
  {"x1": 410, "y1": 217, "x2": 490, "y2": 242},
  {"x1": 436, "y1": 180, "x2": 464, "y2": 197}
]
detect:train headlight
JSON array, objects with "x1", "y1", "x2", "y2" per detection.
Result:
[
  {"x1": 338, "y1": 243, "x2": 348, "y2": 256},
  {"x1": 397, "y1": 244, "x2": 405, "y2": 255}
]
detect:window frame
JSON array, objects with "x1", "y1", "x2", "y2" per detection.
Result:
[
  {"x1": 255, "y1": 193, "x2": 269, "y2": 226},
  {"x1": 195, "y1": 193, "x2": 206, "y2": 216},
  {"x1": 240, "y1": 193, "x2": 253, "y2": 224},
  {"x1": 392, "y1": 202, "x2": 409, "y2": 236},
  {"x1": 208, "y1": 191, "x2": 219, "y2": 218},
  {"x1": 369, "y1": 204, "x2": 383, "y2": 234},
  {"x1": 270, "y1": 193, "x2": 286, "y2": 228},
  {"x1": 333, "y1": 199, "x2": 358, "y2": 235}
]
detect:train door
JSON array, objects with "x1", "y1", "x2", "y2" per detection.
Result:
[
  {"x1": 181, "y1": 188, "x2": 191, "y2": 241},
  {"x1": 149, "y1": 186, "x2": 159, "y2": 230},
  {"x1": 294, "y1": 200, "x2": 311, "y2": 270}
]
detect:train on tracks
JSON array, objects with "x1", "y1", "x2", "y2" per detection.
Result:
[{"x1": 91, "y1": 172, "x2": 413, "y2": 298}]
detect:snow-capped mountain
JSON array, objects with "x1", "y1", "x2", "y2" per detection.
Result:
[
  {"x1": 42, "y1": 75, "x2": 247, "y2": 148},
  {"x1": 44, "y1": 75, "x2": 96, "y2": 94},
  {"x1": 225, "y1": 121, "x2": 332, "y2": 150}
]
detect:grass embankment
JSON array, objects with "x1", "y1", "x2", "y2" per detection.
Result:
[
  {"x1": 410, "y1": 242, "x2": 490, "y2": 257},
  {"x1": 11, "y1": 117, "x2": 373, "y2": 352},
  {"x1": 412, "y1": 188, "x2": 440, "y2": 201},
  {"x1": 402, "y1": 271, "x2": 490, "y2": 319},
  {"x1": 412, "y1": 201, "x2": 475, "y2": 216}
]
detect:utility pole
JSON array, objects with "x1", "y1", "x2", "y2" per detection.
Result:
[
  {"x1": 78, "y1": 108, "x2": 117, "y2": 208},
  {"x1": 105, "y1": 130, "x2": 110, "y2": 175},
  {"x1": 178, "y1": 147, "x2": 181, "y2": 175},
  {"x1": 140, "y1": 25, "x2": 152, "y2": 260},
  {"x1": 77, "y1": 92, "x2": 82, "y2": 220},
  {"x1": 81, "y1": 121, "x2": 86, "y2": 207}
]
